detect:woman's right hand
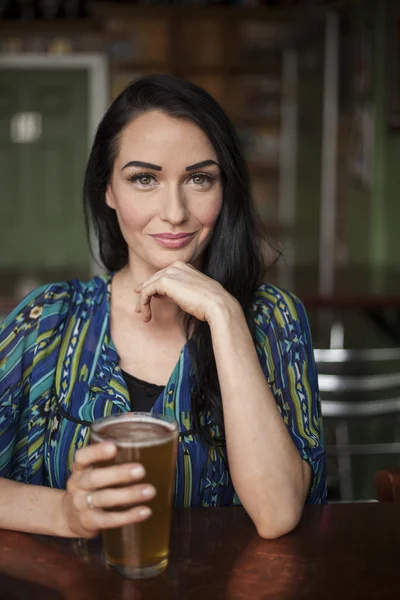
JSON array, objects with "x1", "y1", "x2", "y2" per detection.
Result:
[{"x1": 62, "y1": 441, "x2": 156, "y2": 538}]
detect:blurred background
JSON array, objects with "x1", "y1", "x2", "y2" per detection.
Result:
[{"x1": 1, "y1": 0, "x2": 400, "y2": 502}]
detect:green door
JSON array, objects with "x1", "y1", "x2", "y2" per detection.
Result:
[{"x1": 0, "y1": 68, "x2": 90, "y2": 291}]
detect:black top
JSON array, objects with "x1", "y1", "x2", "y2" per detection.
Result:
[{"x1": 120, "y1": 369, "x2": 165, "y2": 412}]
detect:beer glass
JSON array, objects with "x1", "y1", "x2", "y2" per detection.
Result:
[{"x1": 91, "y1": 412, "x2": 178, "y2": 578}]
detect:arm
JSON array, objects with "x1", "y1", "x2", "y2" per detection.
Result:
[
  {"x1": 0, "y1": 288, "x2": 72, "y2": 535},
  {"x1": 0, "y1": 288, "x2": 152, "y2": 537},
  {"x1": 208, "y1": 297, "x2": 312, "y2": 538},
  {"x1": 0, "y1": 445, "x2": 152, "y2": 537},
  {"x1": 134, "y1": 263, "x2": 326, "y2": 537},
  {"x1": 0, "y1": 478, "x2": 71, "y2": 535}
]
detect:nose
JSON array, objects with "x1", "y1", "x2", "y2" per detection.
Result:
[{"x1": 159, "y1": 184, "x2": 189, "y2": 225}]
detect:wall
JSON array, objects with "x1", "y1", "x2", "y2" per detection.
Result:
[
  {"x1": 294, "y1": 31, "x2": 325, "y2": 267},
  {"x1": 341, "y1": 0, "x2": 375, "y2": 267},
  {"x1": 386, "y1": 135, "x2": 400, "y2": 267},
  {"x1": 345, "y1": 0, "x2": 400, "y2": 269},
  {"x1": 381, "y1": 0, "x2": 400, "y2": 268}
]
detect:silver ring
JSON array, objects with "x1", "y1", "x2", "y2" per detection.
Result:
[{"x1": 86, "y1": 493, "x2": 95, "y2": 510}]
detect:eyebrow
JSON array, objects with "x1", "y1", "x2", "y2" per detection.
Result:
[
  {"x1": 186, "y1": 160, "x2": 219, "y2": 171},
  {"x1": 122, "y1": 161, "x2": 162, "y2": 171},
  {"x1": 121, "y1": 159, "x2": 220, "y2": 172}
]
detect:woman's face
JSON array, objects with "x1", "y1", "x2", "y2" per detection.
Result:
[{"x1": 106, "y1": 110, "x2": 223, "y2": 275}]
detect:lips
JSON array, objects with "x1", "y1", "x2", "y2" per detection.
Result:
[{"x1": 150, "y1": 232, "x2": 197, "y2": 249}]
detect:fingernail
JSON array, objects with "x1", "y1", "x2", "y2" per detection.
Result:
[
  {"x1": 139, "y1": 507, "x2": 152, "y2": 518},
  {"x1": 142, "y1": 486, "x2": 156, "y2": 498},
  {"x1": 131, "y1": 465, "x2": 145, "y2": 478},
  {"x1": 104, "y1": 443, "x2": 116, "y2": 454}
]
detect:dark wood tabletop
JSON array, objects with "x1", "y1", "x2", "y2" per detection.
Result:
[{"x1": 0, "y1": 503, "x2": 399, "y2": 600}]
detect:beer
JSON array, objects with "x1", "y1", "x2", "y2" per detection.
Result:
[{"x1": 91, "y1": 413, "x2": 178, "y2": 578}]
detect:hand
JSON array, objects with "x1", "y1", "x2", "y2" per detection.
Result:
[
  {"x1": 63, "y1": 442, "x2": 156, "y2": 538},
  {"x1": 134, "y1": 261, "x2": 235, "y2": 323}
]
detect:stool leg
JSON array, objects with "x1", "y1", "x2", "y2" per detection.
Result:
[{"x1": 336, "y1": 420, "x2": 353, "y2": 500}]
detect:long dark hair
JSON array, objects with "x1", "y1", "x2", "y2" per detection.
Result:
[{"x1": 84, "y1": 74, "x2": 265, "y2": 443}]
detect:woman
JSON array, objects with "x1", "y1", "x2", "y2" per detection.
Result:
[{"x1": 0, "y1": 75, "x2": 326, "y2": 540}]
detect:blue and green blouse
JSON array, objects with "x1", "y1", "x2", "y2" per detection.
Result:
[{"x1": 0, "y1": 274, "x2": 326, "y2": 505}]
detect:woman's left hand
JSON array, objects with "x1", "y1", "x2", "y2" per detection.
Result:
[{"x1": 134, "y1": 261, "x2": 236, "y2": 323}]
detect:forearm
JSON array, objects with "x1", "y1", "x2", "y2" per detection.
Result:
[
  {"x1": 208, "y1": 300, "x2": 310, "y2": 538},
  {"x1": 0, "y1": 478, "x2": 76, "y2": 537}
]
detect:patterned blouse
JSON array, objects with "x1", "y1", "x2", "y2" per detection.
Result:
[{"x1": 0, "y1": 274, "x2": 326, "y2": 505}]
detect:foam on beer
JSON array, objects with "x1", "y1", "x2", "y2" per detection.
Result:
[{"x1": 92, "y1": 413, "x2": 177, "y2": 448}]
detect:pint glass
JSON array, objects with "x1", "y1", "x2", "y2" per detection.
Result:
[{"x1": 91, "y1": 412, "x2": 178, "y2": 578}]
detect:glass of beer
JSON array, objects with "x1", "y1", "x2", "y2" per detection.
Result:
[{"x1": 90, "y1": 412, "x2": 178, "y2": 579}]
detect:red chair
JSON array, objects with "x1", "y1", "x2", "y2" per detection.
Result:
[{"x1": 375, "y1": 469, "x2": 400, "y2": 502}]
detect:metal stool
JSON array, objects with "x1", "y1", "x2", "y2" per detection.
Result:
[
  {"x1": 316, "y1": 346, "x2": 400, "y2": 500},
  {"x1": 309, "y1": 309, "x2": 400, "y2": 501}
]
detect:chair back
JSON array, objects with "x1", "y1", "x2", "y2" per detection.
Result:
[
  {"x1": 309, "y1": 309, "x2": 400, "y2": 501},
  {"x1": 375, "y1": 469, "x2": 400, "y2": 502}
]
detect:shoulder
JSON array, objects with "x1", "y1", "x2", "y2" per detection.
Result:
[
  {"x1": 251, "y1": 284, "x2": 317, "y2": 378},
  {"x1": 252, "y1": 283, "x2": 309, "y2": 329},
  {"x1": 0, "y1": 274, "x2": 111, "y2": 339}
]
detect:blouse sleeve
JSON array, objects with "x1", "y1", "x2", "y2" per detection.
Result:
[
  {"x1": 253, "y1": 285, "x2": 327, "y2": 503},
  {"x1": 0, "y1": 285, "x2": 53, "y2": 477}
]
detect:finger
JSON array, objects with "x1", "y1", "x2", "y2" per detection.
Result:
[
  {"x1": 135, "y1": 288, "x2": 152, "y2": 320},
  {"x1": 139, "y1": 275, "x2": 175, "y2": 321},
  {"x1": 134, "y1": 264, "x2": 174, "y2": 292},
  {"x1": 79, "y1": 483, "x2": 156, "y2": 511},
  {"x1": 81, "y1": 505, "x2": 152, "y2": 532},
  {"x1": 134, "y1": 270, "x2": 166, "y2": 294},
  {"x1": 73, "y1": 441, "x2": 117, "y2": 472},
  {"x1": 134, "y1": 261, "x2": 188, "y2": 295},
  {"x1": 136, "y1": 283, "x2": 160, "y2": 322},
  {"x1": 135, "y1": 289, "x2": 152, "y2": 321},
  {"x1": 140, "y1": 287, "x2": 154, "y2": 322},
  {"x1": 78, "y1": 462, "x2": 146, "y2": 491}
]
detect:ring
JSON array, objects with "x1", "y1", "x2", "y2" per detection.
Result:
[{"x1": 86, "y1": 493, "x2": 95, "y2": 510}]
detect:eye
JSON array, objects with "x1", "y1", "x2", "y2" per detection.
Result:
[
  {"x1": 190, "y1": 173, "x2": 215, "y2": 187},
  {"x1": 127, "y1": 173, "x2": 157, "y2": 187}
]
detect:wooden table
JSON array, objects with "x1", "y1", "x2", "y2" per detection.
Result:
[{"x1": 0, "y1": 503, "x2": 399, "y2": 599}]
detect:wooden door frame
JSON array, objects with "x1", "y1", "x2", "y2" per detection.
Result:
[{"x1": 0, "y1": 53, "x2": 108, "y2": 276}]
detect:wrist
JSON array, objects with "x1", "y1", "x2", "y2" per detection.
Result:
[
  {"x1": 58, "y1": 491, "x2": 95, "y2": 539},
  {"x1": 56, "y1": 491, "x2": 77, "y2": 537},
  {"x1": 207, "y1": 294, "x2": 244, "y2": 330}
]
